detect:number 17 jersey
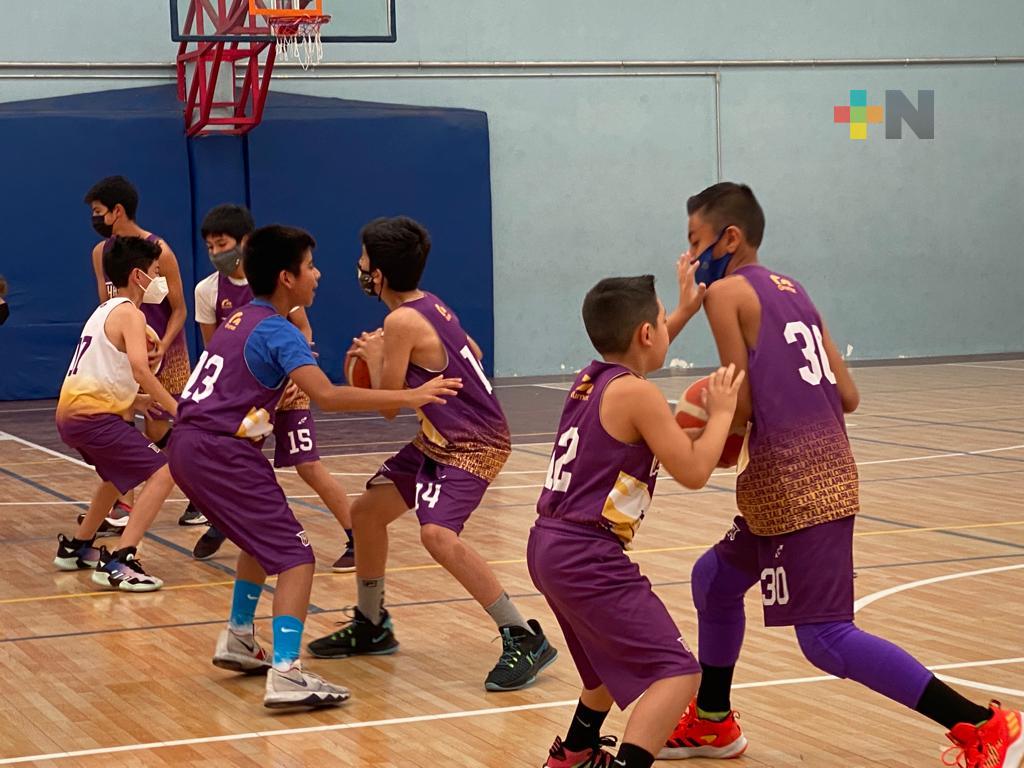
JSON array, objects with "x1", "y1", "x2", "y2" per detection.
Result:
[{"x1": 536, "y1": 361, "x2": 659, "y2": 549}]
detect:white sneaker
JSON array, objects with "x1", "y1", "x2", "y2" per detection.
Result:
[
  {"x1": 264, "y1": 665, "x2": 350, "y2": 709},
  {"x1": 212, "y1": 629, "x2": 271, "y2": 674}
]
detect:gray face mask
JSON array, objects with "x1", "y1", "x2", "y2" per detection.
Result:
[{"x1": 210, "y1": 246, "x2": 242, "y2": 277}]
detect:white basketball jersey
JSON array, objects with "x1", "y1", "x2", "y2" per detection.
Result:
[{"x1": 56, "y1": 297, "x2": 140, "y2": 422}]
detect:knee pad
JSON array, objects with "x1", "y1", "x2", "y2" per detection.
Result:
[
  {"x1": 795, "y1": 621, "x2": 854, "y2": 678},
  {"x1": 691, "y1": 549, "x2": 755, "y2": 619}
]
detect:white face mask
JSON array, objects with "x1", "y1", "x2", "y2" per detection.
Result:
[{"x1": 140, "y1": 272, "x2": 169, "y2": 305}]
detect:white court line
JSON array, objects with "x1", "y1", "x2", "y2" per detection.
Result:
[
  {"x1": 947, "y1": 363, "x2": 1024, "y2": 372},
  {"x1": 0, "y1": 654, "x2": 1019, "y2": 765},
  {"x1": 853, "y1": 563, "x2": 1024, "y2": 613},
  {"x1": 0, "y1": 431, "x2": 91, "y2": 469}
]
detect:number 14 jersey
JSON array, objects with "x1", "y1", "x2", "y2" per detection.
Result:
[{"x1": 536, "y1": 362, "x2": 659, "y2": 549}]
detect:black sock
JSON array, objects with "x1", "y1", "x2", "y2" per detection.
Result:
[
  {"x1": 612, "y1": 742, "x2": 654, "y2": 768},
  {"x1": 112, "y1": 545, "x2": 138, "y2": 561},
  {"x1": 915, "y1": 675, "x2": 991, "y2": 729},
  {"x1": 563, "y1": 700, "x2": 610, "y2": 752},
  {"x1": 70, "y1": 537, "x2": 93, "y2": 549},
  {"x1": 696, "y1": 662, "x2": 735, "y2": 716},
  {"x1": 345, "y1": 528, "x2": 354, "y2": 546}
]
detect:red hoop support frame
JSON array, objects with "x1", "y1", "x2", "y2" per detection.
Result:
[{"x1": 175, "y1": 2, "x2": 278, "y2": 136}]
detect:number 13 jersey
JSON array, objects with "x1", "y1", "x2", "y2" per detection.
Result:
[
  {"x1": 176, "y1": 300, "x2": 316, "y2": 439},
  {"x1": 731, "y1": 264, "x2": 859, "y2": 537},
  {"x1": 536, "y1": 361, "x2": 659, "y2": 549}
]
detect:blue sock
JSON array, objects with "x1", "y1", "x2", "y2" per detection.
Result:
[
  {"x1": 272, "y1": 615, "x2": 304, "y2": 671},
  {"x1": 228, "y1": 579, "x2": 262, "y2": 633}
]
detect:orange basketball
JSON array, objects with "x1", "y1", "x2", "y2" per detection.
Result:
[
  {"x1": 345, "y1": 352, "x2": 372, "y2": 388},
  {"x1": 674, "y1": 376, "x2": 746, "y2": 468},
  {"x1": 144, "y1": 325, "x2": 163, "y2": 375}
]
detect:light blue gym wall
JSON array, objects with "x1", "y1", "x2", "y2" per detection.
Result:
[{"x1": 2, "y1": 1, "x2": 1022, "y2": 376}]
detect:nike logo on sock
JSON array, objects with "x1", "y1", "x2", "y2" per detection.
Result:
[
  {"x1": 280, "y1": 627, "x2": 300, "y2": 634},
  {"x1": 612, "y1": 760, "x2": 627, "y2": 767},
  {"x1": 246, "y1": 594, "x2": 259, "y2": 601}
]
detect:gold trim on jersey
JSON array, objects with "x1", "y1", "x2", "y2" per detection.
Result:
[
  {"x1": 153, "y1": 335, "x2": 191, "y2": 395},
  {"x1": 736, "y1": 423, "x2": 859, "y2": 536},
  {"x1": 600, "y1": 471, "x2": 652, "y2": 549}
]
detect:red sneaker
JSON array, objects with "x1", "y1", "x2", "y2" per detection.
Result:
[
  {"x1": 658, "y1": 699, "x2": 748, "y2": 760},
  {"x1": 944, "y1": 703, "x2": 1023, "y2": 768},
  {"x1": 544, "y1": 735, "x2": 617, "y2": 767}
]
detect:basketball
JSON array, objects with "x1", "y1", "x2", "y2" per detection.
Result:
[
  {"x1": 345, "y1": 352, "x2": 372, "y2": 388},
  {"x1": 674, "y1": 376, "x2": 746, "y2": 468},
  {"x1": 144, "y1": 324, "x2": 163, "y2": 375}
]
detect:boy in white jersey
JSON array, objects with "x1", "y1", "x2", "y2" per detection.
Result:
[{"x1": 54, "y1": 237, "x2": 180, "y2": 592}]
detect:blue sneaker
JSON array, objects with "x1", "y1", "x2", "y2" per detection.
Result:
[
  {"x1": 54, "y1": 534, "x2": 100, "y2": 570},
  {"x1": 484, "y1": 619, "x2": 558, "y2": 691},
  {"x1": 91, "y1": 546, "x2": 163, "y2": 592}
]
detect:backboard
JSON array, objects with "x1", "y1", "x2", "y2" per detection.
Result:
[{"x1": 170, "y1": 0, "x2": 397, "y2": 44}]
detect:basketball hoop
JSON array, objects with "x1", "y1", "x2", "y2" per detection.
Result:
[{"x1": 250, "y1": 1, "x2": 331, "y2": 70}]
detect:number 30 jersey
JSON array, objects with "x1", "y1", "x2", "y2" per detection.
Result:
[
  {"x1": 176, "y1": 300, "x2": 316, "y2": 439},
  {"x1": 536, "y1": 361, "x2": 659, "y2": 549},
  {"x1": 731, "y1": 264, "x2": 859, "y2": 537}
]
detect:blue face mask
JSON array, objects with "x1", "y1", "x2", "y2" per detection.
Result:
[{"x1": 694, "y1": 229, "x2": 733, "y2": 287}]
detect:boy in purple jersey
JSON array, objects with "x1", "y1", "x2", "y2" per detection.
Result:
[
  {"x1": 189, "y1": 204, "x2": 356, "y2": 570},
  {"x1": 532, "y1": 270, "x2": 744, "y2": 768},
  {"x1": 166, "y1": 225, "x2": 459, "y2": 709},
  {"x1": 84, "y1": 175, "x2": 203, "y2": 528},
  {"x1": 307, "y1": 216, "x2": 558, "y2": 692},
  {"x1": 660, "y1": 183, "x2": 1022, "y2": 768}
]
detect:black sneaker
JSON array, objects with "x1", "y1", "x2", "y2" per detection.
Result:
[
  {"x1": 193, "y1": 526, "x2": 226, "y2": 560},
  {"x1": 307, "y1": 607, "x2": 399, "y2": 659},
  {"x1": 76, "y1": 500, "x2": 131, "y2": 538},
  {"x1": 484, "y1": 619, "x2": 558, "y2": 692},
  {"x1": 178, "y1": 501, "x2": 207, "y2": 526},
  {"x1": 53, "y1": 534, "x2": 100, "y2": 571}
]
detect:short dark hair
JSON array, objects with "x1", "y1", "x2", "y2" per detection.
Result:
[
  {"x1": 582, "y1": 275, "x2": 660, "y2": 356},
  {"x1": 202, "y1": 204, "x2": 255, "y2": 241},
  {"x1": 243, "y1": 225, "x2": 316, "y2": 297},
  {"x1": 687, "y1": 182, "x2": 765, "y2": 247},
  {"x1": 103, "y1": 236, "x2": 161, "y2": 288},
  {"x1": 360, "y1": 216, "x2": 431, "y2": 292},
  {"x1": 84, "y1": 175, "x2": 139, "y2": 220}
]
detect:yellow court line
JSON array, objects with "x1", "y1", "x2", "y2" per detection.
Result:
[{"x1": 4, "y1": 519, "x2": 1023, "y2": 608}]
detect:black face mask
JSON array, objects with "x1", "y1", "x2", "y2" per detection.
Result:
[
  {"x1": 91, "y1": 214, "x2": 113, "y2": 239},
  {"x1": 357, "y1": 265, "x2": 380, "y2": 301},
  {"x1": 0, "y1": 302, "x2": 8, "y2": 325}
]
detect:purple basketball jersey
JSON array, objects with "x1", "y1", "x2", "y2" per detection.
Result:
[
  {"x1": 402, "y1": 292, "x2": 511, "y2": 482},
  {"x1": 536, "y1": 362, "x2": 659, "y2": 548},
  {"x1": 215, "y1": 273, "x2": 254, "y2": 325},
  {"x1": 176, "y1": 303, "x2": 283, "y2": 438},
  {"x1": 732, "y1": 264, "x2": 859, "y2": 536}
]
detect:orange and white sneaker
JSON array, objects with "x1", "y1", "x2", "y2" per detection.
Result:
[
  {"x1": 543, "y1": 735, "x2": 618, "y2": 767},
  {"x1": 658, "y1": 699, "x2": 748, "y2": 760},
  {"x1": 943, "y1": 703, "x2": 1023, "y2": 768}
]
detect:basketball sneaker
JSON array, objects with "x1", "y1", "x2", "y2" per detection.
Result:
[
  {"x1": 193, "y1": 526, "x2": 226, "y2": 560},
  {"x1": 53, "y1": 534, "x2": 100, "y2": 570},
  {"x1": 263, "y1": 665, "x2": 350, "y2": 709},
  {"x1": 484, "y1": 619, "x2": 558, "y2": 692},
  {"x1": 306, "y1": 607, "x2": 399, "y2": 658},
  {"x1": 943, "y1": 702, "x2": 1023, "y2": 768},
  {"x1": 91, "y1": 547, "x2": 163, "y2": 592},
  {"x1": 76, "y1": 499, "x2": 131, "y2": 537},
  {"x1": 658, "y1": 699, "x2": 748, "y2": 760},
  {"x1": 212, "y1": 628, "x2": 271, "y2": 674},
  {"x1": 545, "y1": 735, "x2": 618, "y2": 767},
  {"x1": 177, "y1": 501, "x2": 207, "y2": 526},
  {"x1": 331, "y1": 541, "x2": 356, "y2": 573}
]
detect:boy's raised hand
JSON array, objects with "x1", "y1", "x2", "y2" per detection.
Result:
[{"x1": 702, "y1": 363, "x2": 745, "y2": 418}]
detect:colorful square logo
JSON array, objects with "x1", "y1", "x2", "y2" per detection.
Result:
[{"x1": 833, "y1": 89, "x2": 884, "y2": 140}]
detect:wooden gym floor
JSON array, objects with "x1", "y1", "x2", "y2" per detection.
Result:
[{"x1": 0, "y1": 359, "x2": 1022, "y2": 767}]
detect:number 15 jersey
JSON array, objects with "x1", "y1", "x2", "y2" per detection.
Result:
[
  {"x1": 536, "y1": 361, "x2": 659, "y2": 549},
  {"x1": 176, "y1": 300, "x2": 316, "y2": 439}
]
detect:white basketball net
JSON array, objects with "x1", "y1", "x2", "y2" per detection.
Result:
[{"x1": 269, "y1": 15, "x2": 329, "y2": 70}]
